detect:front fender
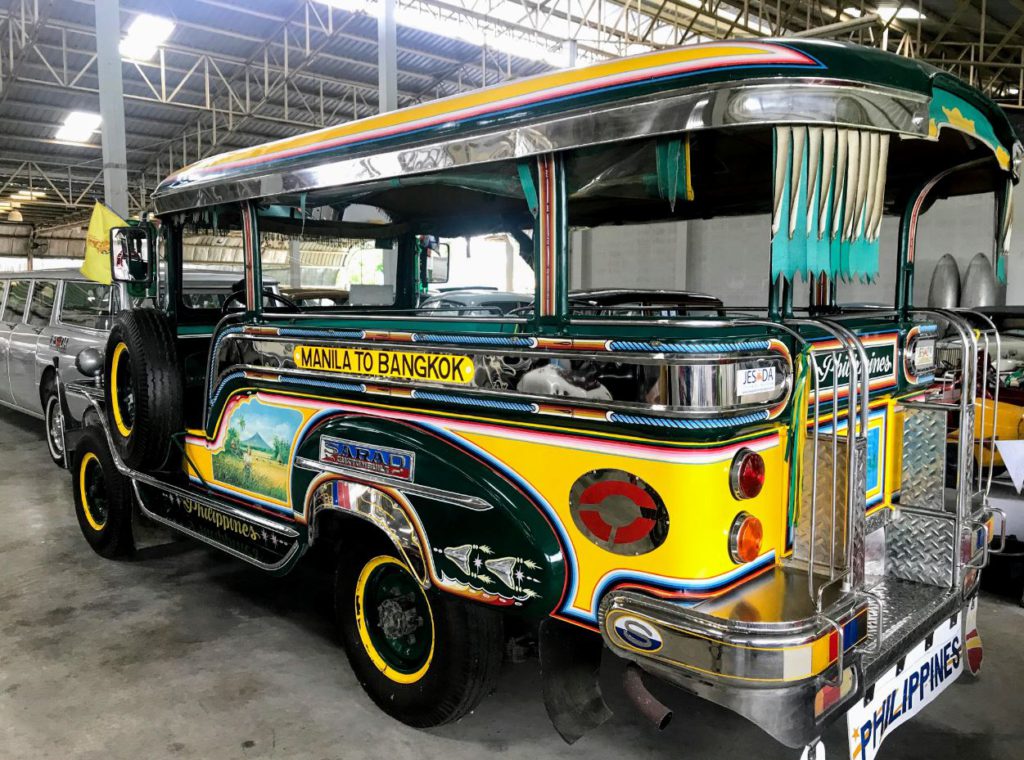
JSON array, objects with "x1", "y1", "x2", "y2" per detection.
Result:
[{"x1": 293, "y1": 412, "x2": 567, "y2": 617}]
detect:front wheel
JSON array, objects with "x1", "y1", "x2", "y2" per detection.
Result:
[
  {"x1": 72, "y1": 426, "x2": 135, "y2": 559},
  {"x1": 336, "y1": 549, "x2": 503, "y2": 727}
]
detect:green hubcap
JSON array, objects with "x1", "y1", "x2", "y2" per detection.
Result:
[{"x1": 363, "y1": 563, "x2": 432, "y2": 674}]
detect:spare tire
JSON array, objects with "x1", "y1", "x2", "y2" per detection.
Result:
[{"x1": 104, "y1": 309, "x2": 183, "y2": 471}]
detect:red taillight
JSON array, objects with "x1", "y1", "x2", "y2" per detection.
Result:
[
  {"x1": 729, "y1": 512, "x2": 763, "y2": 564},
  {"x1": 730, "y1": 448, "x2": 765, "y2": 500}
]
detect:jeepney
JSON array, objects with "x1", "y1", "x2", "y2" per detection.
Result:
[{"x1": 57, "y1": 39, "x2": 1019, "y2": 759}]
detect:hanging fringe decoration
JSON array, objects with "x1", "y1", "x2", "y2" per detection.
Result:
[
  {"x1": 771, "y1": 125, "x2": 890, "y2": 283},
  {"x1": 655, "y1": 135, "x2": 694, "y2": 211},
  {"x1": 996, "y1": 176, "x2": 1014, "y2": 283}
]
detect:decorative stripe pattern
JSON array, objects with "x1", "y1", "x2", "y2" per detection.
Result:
[
  {"x1": 608, "y1": 339, "x2": 771, "y2": 353},
  {"x1": 279, "y1": 375, "x2": 366, "y2": 394},
  {"x1": 609, "y1": 410, "x2": 770, "y2": 428},
  {"x1": 277, "y1": 327, "x2": 367, "y2": 340},
  {"x1": 412, "y1": 391, "x2": 538, "y2": 413},
  {"x1": 412, "y1": 333, "x2": 535, "y2": 347}
]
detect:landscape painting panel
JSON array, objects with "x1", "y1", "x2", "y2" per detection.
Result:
[{"x1": 211, "y1": 397, "x2": 303, "y2": 501}]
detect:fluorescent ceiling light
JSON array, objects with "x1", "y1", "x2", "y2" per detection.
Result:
[
  {"x1": 878, "y1": 5, "x2": 925, "y2": 21},
  {"x1": 844, "y1": 6, "x2": 863, "y2": 16},
  {"x1": 119, "y1": 14, "x2": 174, "y2": 61},
  {"x1": 320, "y1": 0, "x2": 581, "y2": 67},
  {"x1": 55, "y1": 111, "x2": 101, "y2": 143},
  {"x1": 10, "y1": 190, "x2": 45, "y2": 200}
]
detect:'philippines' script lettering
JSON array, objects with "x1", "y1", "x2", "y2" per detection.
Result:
[{"x1": 814, "y1": 347, "x2": 894, "y2": 383}]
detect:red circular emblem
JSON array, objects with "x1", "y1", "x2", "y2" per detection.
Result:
[{"x1": 569, "y1": 470, "x2": 668, "y2": 555}]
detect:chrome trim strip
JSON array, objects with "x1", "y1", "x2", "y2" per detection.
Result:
[
  {"x1": 153, "y1": 79, "x2": 928, "y2": 214},
  {"x1": 218, "y1": 361, "x2": 787, "y2": 421},
  {"x1": 133, "y1": 482, "x2": 300, "y2": 573},
  {"x1": 211, "y1": 332, "x2": 793, "y2": 419},
  {"x1": 599, "y1": 588, "x2": 867, "y2": 682},
  {"x1": 0, "y1": 396, "x2": 43, "y2": 420},
  {"x1": 295, "y1": 456, "x2": 493, "y2": 512}
]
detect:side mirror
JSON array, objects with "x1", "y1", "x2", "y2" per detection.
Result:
[
  {"x1": 426, "y1": 242, "x2": 450, "y2": 284},
  {"x1": 110, "y1": 226, "x2": 153, "y2": 284}
]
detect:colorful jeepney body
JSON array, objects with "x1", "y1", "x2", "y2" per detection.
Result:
[{"x1": 66, "y1": 39, "x2": 1019, "y2": 756}]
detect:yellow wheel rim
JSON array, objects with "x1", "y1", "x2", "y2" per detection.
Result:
[
  {"x1": 78, "y1": 452, "x2": 107, "y2": 531},
  {"x1": 354, "y1": 555, "x2": 435, "y2": 685},
  {"x1": 109, "y1": 342, "x2": 133, "y2": 438}
]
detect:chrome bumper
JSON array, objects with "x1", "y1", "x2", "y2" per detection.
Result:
[
  {"x1": 598, "y1": 581, "x2": 867, "y2": 747},
  {"x1": 599, "y1": 573, "x2": 978, "y2": 748}
]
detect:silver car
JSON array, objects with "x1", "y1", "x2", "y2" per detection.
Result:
[
  {"x1": 0, "y1": 267, "x2": 274, "y2": 466},
  {"x1": 0, "y1": 269, "x2": 123, "y2": 466}
]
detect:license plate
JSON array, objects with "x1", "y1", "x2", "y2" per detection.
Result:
[
  {"x1": 736, "y1": 366, "x2": 775, "y2": 396},
  {"x1": 846, "y1": 609, "x2": 965, "y2": 760}
]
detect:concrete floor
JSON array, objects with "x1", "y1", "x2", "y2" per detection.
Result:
[{"x1": 1, "y1": 407, "x2": 1022, "y2": 760}]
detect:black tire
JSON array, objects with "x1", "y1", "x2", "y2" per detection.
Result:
[
  {"x1": 336, "y1": 546, "x2": 503, "y2": 727},
  {"x1": 72, "y1": 426, "x2": 134, "y2": 559},
  {"x1": 104, "y1": 309, "x2": 183, "y2": 471},
  {"x1": 41, "y1": 380, "x2": 65, "y2": 467}
]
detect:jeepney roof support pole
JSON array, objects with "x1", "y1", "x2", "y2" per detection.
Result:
[
  {"x1": 241, "y1": 200, "x2": 262, "y2": 317},
  {"x1": 534, "y1": 152, "x2": 569, "y2": 334},
  {"x1": 897, "y1": 157, "x2": 993, "y2": 316}
]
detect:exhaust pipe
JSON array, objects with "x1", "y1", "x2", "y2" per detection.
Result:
[{"x1": 623, "y1": 664, "x2": 672, "y2": 730}]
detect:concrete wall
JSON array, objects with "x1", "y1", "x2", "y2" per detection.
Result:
[{"x1": 572, "y1": 185, "x2": 1024, "y2": 309}]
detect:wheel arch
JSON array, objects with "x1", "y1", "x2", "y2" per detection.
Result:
[
  {"x1": 294, "y1": 411, "x2": 568, "y2": 618},
  {"x1": 308, "y1": 482, "x2": 433, "y2": 587},
  {"x1": 39, "y1": 365, "x2": 56, "y2": 409}
]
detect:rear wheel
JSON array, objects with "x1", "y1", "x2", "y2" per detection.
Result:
[
  {"x1": 42, "y1": 383, "x2": 64, "y2": 467},
  {"x1": 336, "y1": 547, "x2": 503, "y2": 727},
  {"x1": 72, "y1": 426, "x2": 134, "y2": 559}
]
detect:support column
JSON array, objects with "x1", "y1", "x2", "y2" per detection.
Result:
[
  {"x1": 289, "y1": 238, "x2": 301, "y2": 288},
  {"x1": 377, "y1": 0, "x2": 397, "y2": 113},
  {"x1": 94, "y1": 0, "x2": 129, "y2": 218}
]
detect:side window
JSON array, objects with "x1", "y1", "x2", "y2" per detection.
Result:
[
  {"x1": 2, "y1": 280, "x2": 29, "y2": 323},
  {"x1": 60, "y1": 281, "x2": 113, "y2": 328},
  {"x1": 27, "y1": 281, "x2": 56, "y2": 328}
]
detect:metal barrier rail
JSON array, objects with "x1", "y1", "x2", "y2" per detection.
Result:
[
  {"x1": 781, "y1": 318, "x2": 867, "y2": 611},
  {"x1": 909, "y1": 309, "x2": 983, "y2": 590}
]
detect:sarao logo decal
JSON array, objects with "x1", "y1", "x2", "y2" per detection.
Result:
[{"x1": 320, "y1": 436, "x2": 415, "y2": 481}]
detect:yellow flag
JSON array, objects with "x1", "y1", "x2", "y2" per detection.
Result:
[{"x1": 80, "y1": 202, "x2": 126, "y2": 285}]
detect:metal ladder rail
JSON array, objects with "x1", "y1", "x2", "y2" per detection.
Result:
[
  {"x1": 948, "y1": 309, "x2": 1001, "y2": 500},
  {"x1": 816, "y1": 319, "x2": 871, "y2": 597},
  {"x1": 781, "y1": 318, "x2": 865, "y2": 606},
  {"x1": 783, "y1": 317, "x2": 875, "y2": 681},
  {"x1": 945, "y1": 309, "x2": 1008, "y2": 558},
  {"x1": 910, "y1": 309, "x2": 978, "y2": 590}
]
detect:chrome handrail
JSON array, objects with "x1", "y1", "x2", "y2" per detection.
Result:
[
  {"x1": 782, "y1": 317, "x2": 865, "y2": 609},
  {"x1": 912, "y1": 309, "x2": 978, "y2": 591}
]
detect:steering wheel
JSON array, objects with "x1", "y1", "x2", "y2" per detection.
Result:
[{"x1": 222, "y1": 288, "x2": 301, "y2": 314}]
